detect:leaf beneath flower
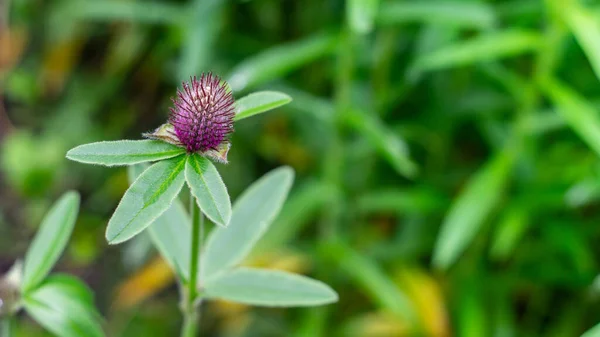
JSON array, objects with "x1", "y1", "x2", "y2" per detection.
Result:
[
  {"x1": 106, "y1": 156, "x2": 187, "y2": 244},
  {"x1": 142, "y1": 123, "x2": 182, "y2": 147}
]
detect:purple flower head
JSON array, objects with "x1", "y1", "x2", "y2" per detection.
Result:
[{"x1": 169, "y1": 73, "x2": 235, "y2": 153}]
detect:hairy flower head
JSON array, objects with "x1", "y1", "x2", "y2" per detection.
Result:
[{"x1": 169, "y1": 73, "x2": 235, "y2": 153}]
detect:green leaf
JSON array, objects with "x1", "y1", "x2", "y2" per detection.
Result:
[
  {"x1": 106, "y1": 156, "x2": 186, "y2": 244},
  {"x1": 347, "y1": 0, "x2": 379, "y2": 34},
  {"x1": 490, "y1": 206, "x2": 528, "y2": 261},
  {"x1": 185, "y1": 154, "x2": 231, "y2": 227},
  {"x1": 410, "y1": 30, "x2": 542, "y2": 74},
  {"x1": 255, "y1": 180, "x2": 335, "y2": 255},
  {"x1": 177, "y1": 0, "x2": 223, "y2": 80},
  {"x1": 234, "y1": 91, "x2": 292, "y2": 121},
  {"x1": 204, "y1": 267, "x2": 338, "y2": 307},
  {"x1": 357, "y1": 188, "x2": 447, "y2": 215},
  {"x1": 128, "y1": 164, "x2": 191, "y2": 281},
  {"x1": 345, "y1": 109, "x2": 418, "y2": 178},
  {"x1": 432, "y1": 148, "x2": 515, "y2": 270},
  {"x1": 23, "y1": 277, "x2": 104, "y2": 337},
  {"x1": 582, "y1": 323, "x2": 600, "y2": 337},
  {"x1": 378, "y1": 1, "x2": 496, "y2": 29},
  {"x1": 66, "y1": 140, "x2": 185, "y2": 167},
  {"x1": 69, "y1": 0, "x2": 186, "y2": 25},
  {"x1": 540, "y1": 77, "x2": 600, "y2": 157},
  {"x1": 42, "y1": 274, "x2": 96, "y2": 307},
  {"x1": 22, "y1": 191, "x2": 80, "y2": 292},
  {"x1": 562, "y1": 1, "x2": 600, "y2": 83},
  {"x1": 227, "y1": 32, "x2": 338, "y2": 92},
  {"x1": 323, "y1": 240, "x2": 414, "y2": 320},
  {"x1": 202, "y1": 167, "x2": 294, "y2": 281}
]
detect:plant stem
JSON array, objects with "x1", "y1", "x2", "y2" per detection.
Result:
[
  {"x1": 2, "y1": 315, "x2": 14, "y2": 337},
  {"x1": 181, "y1": 193, "x2": 204, "y2": 337}
]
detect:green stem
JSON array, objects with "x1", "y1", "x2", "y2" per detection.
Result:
[
  {"x1": 181, "y1": 310, "x2": 198, "y2": 337},
  {"x1": 181, "y1": 193, "x2": 204, "y2": 337},
  {"x1": 2, "y1": 315, "x2": 14, "y2": 337}
]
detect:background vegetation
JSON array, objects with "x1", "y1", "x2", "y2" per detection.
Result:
[{"x1": 3, "y1": 0, "x2": 600, "y2": 336}]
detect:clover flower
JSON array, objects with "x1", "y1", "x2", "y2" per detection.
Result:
[{"x1": 144, "y1": 73, "x2": 235, "y2": 163}]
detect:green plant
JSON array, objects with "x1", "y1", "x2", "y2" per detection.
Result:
[
  {"x1": 65, "y1": 74, "x2": 337, "y2": 337},
  {"x1": 0, "y1": 191, "x2": 105, "y2": 337}
]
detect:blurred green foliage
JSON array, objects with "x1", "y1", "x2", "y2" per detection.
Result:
[{"x1": 3, "y1": 0, "x2": 600, "y2": 336}]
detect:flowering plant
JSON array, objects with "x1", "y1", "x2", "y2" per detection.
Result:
[
  {"x1": 1, "y1": 192, "x2": 105, "y2": 337},
  {"x1": 65, "y1": 74, "x2": 338, "y2": 336}
]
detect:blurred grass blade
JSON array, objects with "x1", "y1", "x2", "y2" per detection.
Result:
[
  {"x1": 457, "y1": 281, "x2": 486, "y2": 337},
  {"x1": 582, "y1": 323, "x2": 600, "y2": 337},
  {"x1": 378, "y1": 1, "x2": 497, "y2": 29},
  {"x1": 235, "y1": 91, "x2": 292, "y2": 121},
  {"x1": 202, "y1": 167, "x2": 294, "y2": 281},
  {"x1": 177, "y1": 0, "x2": 223, "y2": 80},
  {"x1": 561, "y1": 0, "x2": 600, "y2": 82},
  {"x1": 411, "y1": 30, "x2": 542, "y2": 74},
  {"x1": 106, "y1": 156, "x2": 186, "y2": 244},
  {"x1": 22, "y1": 191, "x2": 80, "y2": 292},
  {"x1": 432, "y1": 148, "x2": 515, "y2": 270},
  {"x1": 273, "y1": 84, "x2": 335, "y2": 124},
  {"x1": 66, "y1": 140, "x2": 185, "y2": 166},
  {"x1": 255, "y1": 180, "x2": 337, "y2": 254},
  {"x1": 346, "y1": 109, "x2": 418, "y2": 178},
  {"x1": 204, "y1": 267, "x2": 338, "y2": 306},
  {"x1": 490, "y1": 206, "x2": 528, "y2": 261},
  {"x1": 347, "y1": 0, "x2": 379, "y2": 34},
  {"x1": 227, "y1": 32, "x2": 338, "y2": 92},
  {"x1": 23, "y1": 277, "x2": 104, "y2": 337},
  {"x1": 185, "y1": 154, "x2": 232, "y2": 227},
  {"x1": 357, "y1": 188, "x2": 447, "y2": 215},
  {"x1": 128, "y1": 164, "x2": 191, "y2": 281},
  {"x1": 323, "y1": 240, "x2": 415, "y2": 321},
  {"x1": 540, "y1": 77, "x2": 600, "y2": 157},
  {"x1": 70, "y1": 0, "x2": 186, "y2": 25}
]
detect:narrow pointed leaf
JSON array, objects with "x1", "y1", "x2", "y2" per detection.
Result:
[
  {"x1": 66, "y1": 140, "x2": 185, "y2": 166},
  {"x1": 202, "y1": 167, "x2": 294, "y2": 281},
  {"x1": 234, "y1": 91, "x2": 292, "y2": 121},
  {"x1": 347, "y1": 0, "x2": 379, "y2": 34},
  {"x1": 255, "y1": 179, "x2": 335, "y2": 255},
  {"x1": 346, "y1": 109, "x2": 418, "y2": 178},
  {"x1": 582, "y1": 323, "x2": 600, "y2": 337},
  {"x1": 541, "y1": 77, "x2": 600, "y2": 157},
  {"x1": 22, "y1": 191, "x2": 80, "y2": 292},
  {"x1": 227, "y1": 32, "x2": 338, "y2": 92},
  {"x1": 128, "y1": 164, "x2": 191, "y2": 281},
  {"x1": 23, "y1": 277, "x2": 104, "y2": 337},
  {"x1": 106, "y1": 156, "x2": 186, "y2": 244},
  {"x1": 185, "y1": 154, "x2": 231, "y2": 226},
  {"x1": 71, "y1": 0, "x2": 185, "y2": 25},
  {"x1": 324, "y1": 240, "x2": 414, "y2": 320},
  {"x1": 562, "y1": 0, "x2": 600, "y2": 83},
  {"x1": 204, "y1": 268, "x2": 338, "y2": 307},
  {"x1": 432, "y1": 148, "x2": 515, "y2": 270},
  {"x1": 378, "y1": 1, "x2": 496, "y2": 29},
  {"x1": 411, "y1": 30, "x2": 542, "y2": 74}
]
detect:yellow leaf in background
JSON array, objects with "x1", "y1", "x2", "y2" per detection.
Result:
[
  {"x1": 0, "y1": 27, "x2": 27, "y2": 74},
  {"x1": 343, "y1": 312, "x2": 409, "y2": 337},
  {"x1": 395, "y1": 268, "x2": 450, "y2": 337},
  {"x1": 245, "y1": 249, "x2": 311, "y2": 274},
  {"x1": 210, "y1": 300, "x2": 252, "y2": 336},
  {"x1": 113, "y1": 256, "x2": 175, "y2": 310},
  {"x1": 41, "y1": 37, "x2": 84, "y2": 95}
]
